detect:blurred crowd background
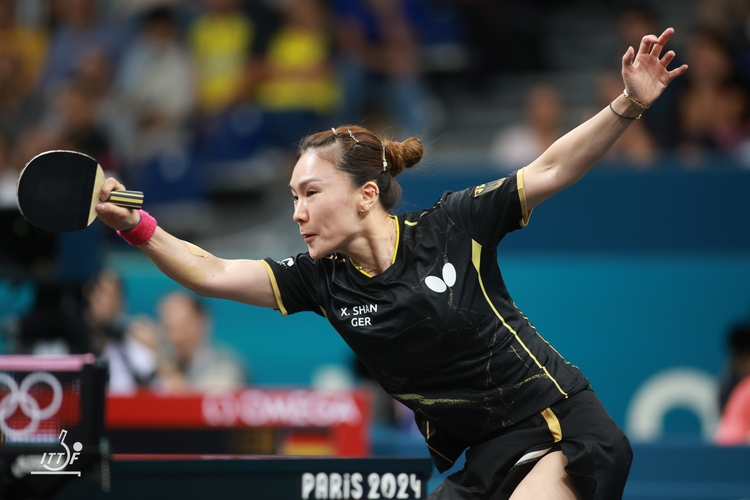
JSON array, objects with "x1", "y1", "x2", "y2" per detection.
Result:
[
  {"x1": 1, "y1": 1, "x2": 750, "y2": 228},
  {"x1": 1, "y1": 0, "x2": 750, "y2": 449},
  {"x1": 0, "y1": 0, "x2": 749, "y2": 240},
  {"x1": 0, "y1": 0, "x2": 749, "y2": 252}
]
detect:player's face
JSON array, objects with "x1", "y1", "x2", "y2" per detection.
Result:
[{"x1": 290, "y1": 151, "x2": 362, "y2": 259}]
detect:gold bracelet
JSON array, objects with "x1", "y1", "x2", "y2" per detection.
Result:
[{"x1": 623, "y1": 89, "x2": 649, "y2": 110}]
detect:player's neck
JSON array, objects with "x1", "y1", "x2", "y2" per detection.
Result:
[{"x1": 348, "y1": 215, "x2": 396, "y2": 276}]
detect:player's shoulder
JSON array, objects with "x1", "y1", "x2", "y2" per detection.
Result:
[
  {"x1": 402, "y1": 171, "x2": 519, "y2": 224},
  {"x1": 402, "y1": 190, "x2": 457, "y2": 221}
]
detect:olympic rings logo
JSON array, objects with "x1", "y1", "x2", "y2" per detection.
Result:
[{"x1": 0, "y1": 372, "x2": 63, "y2": 440}]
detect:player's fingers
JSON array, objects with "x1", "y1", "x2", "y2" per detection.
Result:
[
  {"x1": 638, "y1": 35, "x2": 658, "y2": 56},
  {"x1": 96, "y1": 201, "x2": 140, "y2": 229},
  {"x1": 622, "y1": 46, "x2": 635, "y2": 68},
  {"x1": 667, "y1": 63, "x2": 689, "y2": 81},
  {"x1": 661, "y1": 50, "x2": 676, "y2": 67},
  {"x1": 95, "y1": 201, "x2": 126, "y2": 217},
  {"x1": 650, "y1": 42, "x2": 663, "y2": 58},
  {"x1": 658, "y1": 27, "x2": 676, "y2": 45},
  {"x1": 99, "y1": 177, "x2": 126, "y2": 201},
  {"x1": 651, "y1": 28, "x2": 675, "y2": 58}
]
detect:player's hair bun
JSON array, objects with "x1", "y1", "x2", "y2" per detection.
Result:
[{"x1": 386, "y1": 137, "x2": 423, "y2": 177}]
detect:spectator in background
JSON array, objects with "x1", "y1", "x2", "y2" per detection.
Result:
[
  {"x1": 0, "y1": 52, "x2": 44, "y2": 168},
  {"x1": 588, "y1": 71, "x2": 659, "y2": 168},
  {"x1": 256, "y1": 0, "x2": 338, "y2": 150},
  {"x1": 34, "y1": 74, "x2": 118, "y2": 173},
  {"x1": 83, "y1": 269, "x2": 157, "y2": 394},
  {"x1": 714, "y1": 0, "x2": 750, "y2": 82},
  {"x1": 75, "y1": 48, "x2": 133, "y2": 174},
  {"x1": 10, "y1": 72, "x2": 118, "y2": 178},
  {"x1": 718, "y1": 323, "x2": 750, "y2": 413},
  {"x1": 0, "y1": 134, "x2": 16, "y2": 208},
  {"x1": 154, "y1": 291, "x2": 247, "y2": 393},
  {"x1": 71, "y1": 48, "x2": 113, "y2": 106},
  {"x1": 489, "y1": 84, "x2": 564, "y2": 172},
  {"x1": 114, "y1": 5, "x2": 196, "y2": 170},
  {"x1": 187, "y1": 0, "x2": 273, "y2": 163},
  {"x1": 676, "y1": 27, "x2": 750, "y2": 166},
  {"x1": 37, "y1": 0, "x2": 125, "y2": 100},
  {"x1": 332, "y1": 0, "x2": 433, "y2": 138},
  {"x1": 716, "y1": 323, "x2": 750, "y2": 444},
  {"x1": 0, "y1": 0, "x2": 47, "y2": 145},
  {"x1": 451, "y1": 1, "x2": 544, "y2": 77},
  {"x1": 188, "y1": 0, "x2": 257, "y2": 120},
  {"x1": 12, "y1": 122, "x2": 60, "y2": 179},
  {"x1": 717, "y1": 376, "x2": 750, "y2": 444},
  {"x1": 616, "y1": 3, "x2": 665, "y2": 66},
  {"x1": 0, "y1": 0, "x2": 47, "y2": 89},
  {"x1": 12, "y1": 284, "x2": 91, "y2": 355}
]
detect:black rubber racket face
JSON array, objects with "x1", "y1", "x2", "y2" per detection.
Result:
[{"x1": 16, "y1": 150, "x2": 100, "y2": 232}]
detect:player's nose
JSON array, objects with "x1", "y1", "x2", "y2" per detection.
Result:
[{"x1": 293, "y1": 202, "x2": 307, "y2": 223}]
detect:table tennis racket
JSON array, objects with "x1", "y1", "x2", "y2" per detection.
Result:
[{"x1": 16, "y1": 150, "x2": 144, "y2": 232}]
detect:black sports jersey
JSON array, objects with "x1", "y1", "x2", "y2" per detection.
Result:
[{"x1": 262, "y1": 170, "x2": 590, "y2": 471}]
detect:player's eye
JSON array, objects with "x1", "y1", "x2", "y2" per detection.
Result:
[{"x1": 306, "y1": 190, "x2": 317, "y2": 197}]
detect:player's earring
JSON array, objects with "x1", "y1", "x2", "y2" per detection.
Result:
[{"x1": 359, "y1": 209, "x2": 364, "y2": 215}]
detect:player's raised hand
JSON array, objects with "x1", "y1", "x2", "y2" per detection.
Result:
[
  {"x1": 96, "y1": 177, "x2": 141, "y2": 231},
  {"x1": 622, "y1": 27, "x2": 688, "y2": 107}
]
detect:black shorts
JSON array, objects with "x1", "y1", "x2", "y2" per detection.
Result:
[{"x1": 427, "y1": 388, "x2": 633, "y2": 500}]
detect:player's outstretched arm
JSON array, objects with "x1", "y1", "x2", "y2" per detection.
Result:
[
  {"x1": 96, "y1": 177, "x2": 278, "y2": 309},
  {"x1": 522, "y1": 28, "x2": 688, "y2": 210}
]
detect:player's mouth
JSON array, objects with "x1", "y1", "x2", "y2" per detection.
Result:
[{"x1": 302, "y1": 233, "x2": 316, "y2": 244}]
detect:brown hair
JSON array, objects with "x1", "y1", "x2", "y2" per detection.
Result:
[{"x1": 298, "y1": 125, "x2": 423, "y2": 211}]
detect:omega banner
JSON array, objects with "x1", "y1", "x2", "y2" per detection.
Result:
[{"x1": 106, "y1": 389, "x2": 371, "y2": 456}]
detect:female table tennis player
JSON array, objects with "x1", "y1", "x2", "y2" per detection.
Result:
[{"x1": 96, "y1": 28, "x2": 687, "y2": 499}]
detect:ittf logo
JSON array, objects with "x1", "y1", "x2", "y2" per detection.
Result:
[{"x1": 31, "y1": 429, "x2": 84, "y2": 477}]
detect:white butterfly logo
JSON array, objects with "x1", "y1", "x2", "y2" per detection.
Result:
[{"x1": 425, "y1": 263, "x2": 457, "y2": 293}]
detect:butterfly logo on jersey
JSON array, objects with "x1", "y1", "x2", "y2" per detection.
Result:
[
  {"x1": 425, "y1": 263, "x2": 457, "y2": 293},
  {"x1": 278, "y1": 257, "x2": 295, "y2": 268}
]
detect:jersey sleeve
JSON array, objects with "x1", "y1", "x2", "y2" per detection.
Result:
[
  {"x1": 441, "y1": 169, "x2": 532, "y2": 247},
  {"x1": 262, "y1": 254, "x2": 324, "y2": 317}
]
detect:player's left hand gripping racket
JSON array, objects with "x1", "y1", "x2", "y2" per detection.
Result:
[{"x1": 16, "y1": 150, "x2": 144, "y2": 232}]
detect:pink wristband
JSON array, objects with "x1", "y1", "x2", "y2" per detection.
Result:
[{"x1": 117, "y1": 209, "x2": 157, "y2": 246}]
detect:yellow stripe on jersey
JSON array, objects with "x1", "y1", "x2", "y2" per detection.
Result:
[
  {"x1": 471, "y1": 239, "x2": 567, "y2": 398},
  {"x1": 391, "y1": 215, "x2": 400, "y2": 264},
  {"x1": 541, "y1": 407, "x2": 563, "y2": 442},
  {"x1": 517, "y1": 169, "x2": 532, "y2": 227},
  {"x1": 261, "y1": 260, "x2": 288, "y2": 316},
  {"x1": 426, "y1": 421, "x2": 455, "y2": 464}
]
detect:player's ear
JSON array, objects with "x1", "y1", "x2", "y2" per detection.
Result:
[{"x1": 361, "y1": 181, "x2": 380, "y2": 209}]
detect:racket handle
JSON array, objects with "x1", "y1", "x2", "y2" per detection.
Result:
[{"x1": 105, "y1": 190, "x2": 144, "y2": 209}]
